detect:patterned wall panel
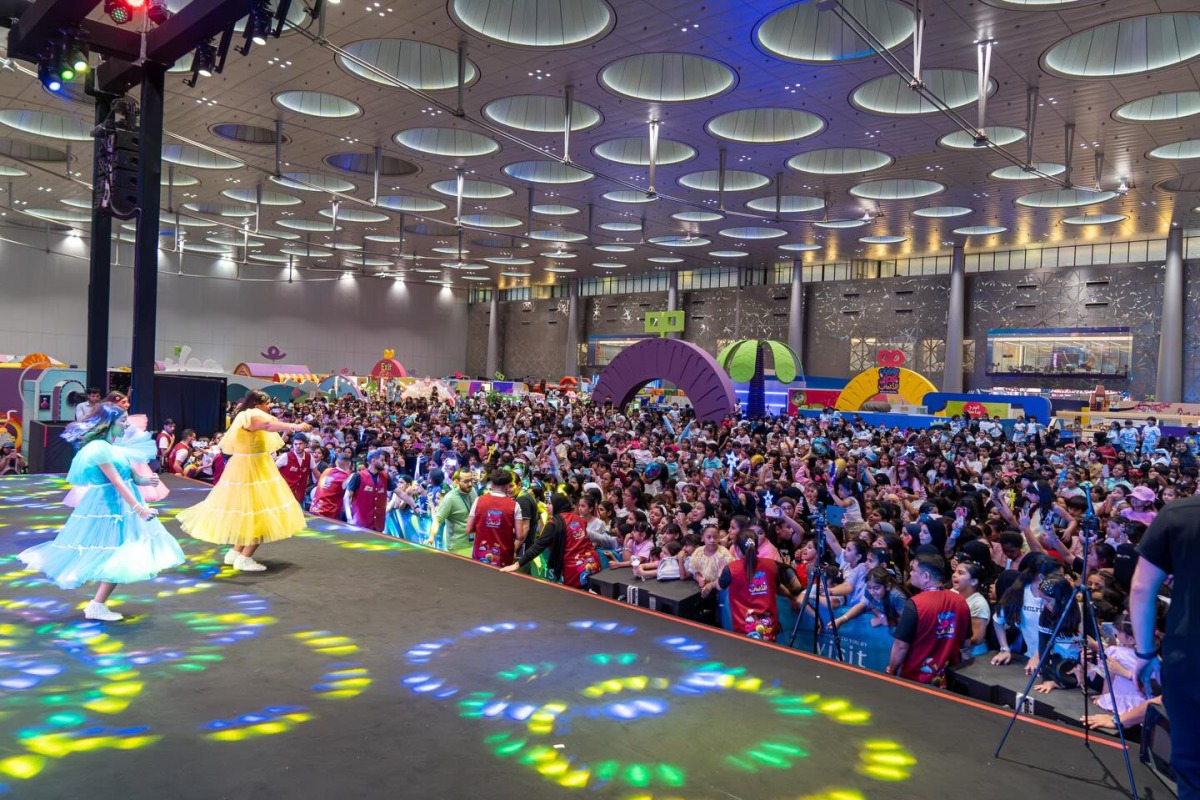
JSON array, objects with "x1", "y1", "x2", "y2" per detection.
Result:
[
  {"x1": 806, "y1": 275, "x2": 952, "y2": 385},
  {"x1": 500, "y1": 299, "x2": 569, "y2": 382},
  {"x1": 683, "y1": 285, "x2": 791, "y2": 357},
  {"x1": 1185, "y1": 262, "x2": 1200, "y2": 403},
  {"x1": 967, "y1": 263, "x2": 1164, "y2": 399},
  {"x1": 465, "y1": 302, "x2": 492, "y2": 378},
  {"x1": 586, "y1": 290, "x2": 671, "y2": 337}
]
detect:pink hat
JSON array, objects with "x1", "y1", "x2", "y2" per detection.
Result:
[{"x1": 1130, "y1": 486, "x2": 1156, "y2": 504}]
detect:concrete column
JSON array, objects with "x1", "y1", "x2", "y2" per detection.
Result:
[
  {"x1": 787, "y1": 259, "x2": 804, "y2": 361},
  {"x1": 666, "y1": 269, "x2": 679, "y2": 339},
  {"x1": 943, "y1": 243, "x2": 966, "y2": 392},
  {"x1": 485, "y1": 289, "x2": 499, "y2": 378},
  {"x1": 1156, "y1": 227, "x2": 1185, "y2": 402},
  {"x1": 564, "y1": 279, "x2": 580, "y2": 377}
]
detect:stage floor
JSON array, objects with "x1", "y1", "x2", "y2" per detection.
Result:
[{"x1": 0, "y1": 475, "x2": 1158, "y2": 799}]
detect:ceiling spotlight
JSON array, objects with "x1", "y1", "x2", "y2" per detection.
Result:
[
  {"x1": 64, "y1": 45, "x2": 88, "y2": 74},
  {"x1": 248, "y1": 1, "x2": 272, "y2": 46},
  {"x1": 1117, "y1": 177, "x2": 1129, "y2": 195},
  {"x1": 105, "y1": 0, "x2": 145, "y2": 24},
  {"x1": 194, "y1": 40, "x2": 217, "y2": 78},
  {"x1": 147, "y1": 0, "x2": 170, "y2": 24},
  {"x1": 38, "y1": 61, "x2": 62, "y2": 92}
]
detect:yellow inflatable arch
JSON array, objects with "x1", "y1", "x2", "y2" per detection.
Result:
[{"x1": 835, "y1": 368, "x2": 938, "y2": 412}]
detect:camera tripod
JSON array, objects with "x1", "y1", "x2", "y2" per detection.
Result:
[
  {"x1": 787, "y1": 506, "x2": 843, "y2": 661},
  {"x1": 994, "y1": 485, "x2": 1138, "y2": 799}
]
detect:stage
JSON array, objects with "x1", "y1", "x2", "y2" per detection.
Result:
[{"x1": 0, "y1": 475, "x2": 1161, "y2": 799}]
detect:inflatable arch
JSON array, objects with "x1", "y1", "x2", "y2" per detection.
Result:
[
  {"x1": 590, "y1": 339, "x2": 738, "y2": 422},
  {"x1": 835, "y1": 352, "x2": 938, "y2": 412}
]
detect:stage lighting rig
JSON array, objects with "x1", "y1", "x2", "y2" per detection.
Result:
[
  {"x1": 186, "y1": 39, "x2": 217, "y2": 87},
  {"x1": 148, "y1": 0, "x2": 171, "y2": 24},
  {"x1": 105, "y1": 0, "x2": 147, "y2": 25}
]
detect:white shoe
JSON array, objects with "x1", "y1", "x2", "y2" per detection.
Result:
[
  {"x1": 224, "y1": 548, "x2": 240, "y2": 565},
  {"x1": 84, "y1": 602, "x2": 124, "y2": 622},
  {"x1": 233, "y1": 554, "x2": 267, "y2": 572}
]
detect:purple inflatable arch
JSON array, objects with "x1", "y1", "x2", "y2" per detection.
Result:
[{"x1": 590, "y1": 339, "x2": 738, "y2": 422}]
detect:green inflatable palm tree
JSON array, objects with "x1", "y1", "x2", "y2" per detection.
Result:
[{"x1": 716, "y1": 339, "x2": 803, "y2": 418}]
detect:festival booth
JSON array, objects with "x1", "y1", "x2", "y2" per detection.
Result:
[
  {"x1": 834, "y1": 351, "x2": 937, "y2": 414},
  {"x1": 367, "y1": 350, "x2": 408, "y2": 399}
]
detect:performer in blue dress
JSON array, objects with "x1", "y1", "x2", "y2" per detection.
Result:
[{"x1": 19, "y1": 403, "x2": 186, "y2": 621}]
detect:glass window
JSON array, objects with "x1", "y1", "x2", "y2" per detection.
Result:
[
  {"x1": 1147, "y1": 239, "x2": 1167, "y2": 261},
  {"x1": 986, "y1": 327, "x2": 1131, "y2": 379}
]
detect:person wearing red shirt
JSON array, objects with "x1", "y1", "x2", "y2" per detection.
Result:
[
  {"x1": 166, "y1": 429, "x2": 195, "y2": 475},
  {"x1": 888, "y1": 554, "x2": 971, "y2": 686},
  {"x1": 467, "y1": 469, "x2": 522, "y2": 567},
  {"x1": 310, "y1": 453, "x2": 353, "y2": 520},
  {"x1": 276, "y1": 434, "x2": 317, "y2": 505},
  {"x1": 717, "y1": 532, "x2": 805, "y2": 643},
  {"x1": 342, "y1": 449, "x2": 398, "y2": 532}
]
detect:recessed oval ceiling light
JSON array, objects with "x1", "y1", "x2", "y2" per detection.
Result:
[
  {"x1": 500, "y1": 271, "x2": 531, "y2": 277},
  {"x1": 60, "y1": 197, "x2": 92, "y2": 208},
  {"x1": 181, "y1": 202, "x2": 256, "y2": 217},
  {"x1": 1062, "y1": 213, "x2": 1128, "y2": 225},
  {"x1": 600, "y1": 52, "x2": 737, "y2": 102},
  {"x1": 450, "y1": 0, "x2": 615, "y2": 48},
  {"x1": 162, "y1": 172, "x2": 200, "y2": 187},
  {"x1": 0, "y1": 165, "x2": 29, "y2": 177},
  {"x1": 1043, "y1": 13, "x2": 1200, "y2": 78},
  {"x1": 344, "y1": 257, "x2": 394, "y2": 268},
  {"x1": 272, "y1": 172, "x2": 356, "y2": 193},
  {"x1": 1148, "y1": 140, "x2": 1200, "y2": 160},
  {"x1": 914, "y1": 205, "x2": 973, "y2": 218},
  {"x1": 671, "y1": 211, "x2": 724, "y2": 223},
  {"x1": 178, "y1": 243, "x2": 234, "y2": 255},
  {"x1": 329, "y1": 242, "x2": 363, "y2": 251},
  {"x1": 503, "y1": 160, "x2": 593, "y2": 184},
  {"x1": 850, "y1": 179, "x2": 944, "y2": 200},
  {"x1": 461, "y1": 275, "x2": 491, "y2": 281},
  {"x1": 592, "y1": 137, "x2": 696, "y2": 166},
  {"x1": 533, "y1": 203, "x2": 579, "y2": 216},
  {"x1": 280, "y1": 245, "x2": 334, "y2": 257},
  {"x1": 705, "y1": 107, "x2": 825, "y2": 143},
  {"x1": 338, "y1": 39, "x2": 479, "y2": 91},
  {"x1": 459, "y1": 213, "x2": 524, "y2": 228},
  {"x1": 530, "y1": 229, "x2": 588, "y2": 242},
  {"x1": 602, "y1": 190, "x2": 656, "y2": 204},
  {"x1": 167, "y1": 216, "x2": 219, "y2": 228},
  {"x1": 365, "y1": 234, "x2": 403, "y2": 243},
  {"x1": 938, "y1": 126, "x2": 1026, "y2": 149},
  {"x1": 649, "y1": 235, "x2": 710, "y2": 247},
  {"x1": 273, "y1": 90, "x2": 362, "y2": 118},
  {"x1": 545, "y1": 266, "x2": 577, "y2": 273},
  {"x1": 0, "y1": 138, "x2": 67, "y2": 162},
  {"x1": 432, "y1": 247, "x2": 469, "y2": 255},
  {"x1": 482, "y1": 95, "x2": 602, "y2": 132},
  {"x1": 325, "y1": 152, "x2": 419, "y2": 177},
  {"x1": 487, "y1": 257, "x2": 535, "y2": 266},
  {"x1": 755, "y1": 0, "x2": 914, "y2": 63},
  {"x1": 25, "y1": 208, "x2": 90, "y2": 224},
  {"x1": 221, "y1": 188, "x2": 302, "y2": 206},
  {"x1": 787, "y1": 147, "x2": 894, "y2": 174},
  {"x1": 394, "y1": 127, "x2": 500, "y2": 157},
  {"x1": 318, "y1": 208, "x2": 391, "y2": 223},
  {"x1": 1015, "y1": 188, "x2": 1117, "y2": 208},
  {"x1": 163, "y1": 144, "x2": 243, "y2": 170},
  {"x1": 778, "y1": 242, "x2": 822, "y2": 251},
  {"x1": 720, "y1": 226, "x2": 787, "y2": 240},
  {"x1": 989, "y1": 162, "x2": 1066, "y2": 180},
  {"x1": 0, "y1": 110, "x2": 92, "y2": 141},
  {"x1": 210, "y1": 123, "x2": 286, "y2": 146},
  {"x1": 1114, "y1": 91, "x2": 1200, "y2": 123},
  {"x1": 746, "y1": 195, "x2": 824, "y2": 214},
  {"x1": 860, "y1": 234, "x2": 907, "y2": 244},
  {"x1": 406, "y1": 223, "x2": 459, "y2": 236},
  {"x1": 952, "y1": 225, "x2": 1007, "y2": 236},
  {"x1": 207, "y1": 235, "x2": 265, "y2": 248},
  {"x1": 429, "y1": 179, "x2": 513, "y2": 199},
  {"x1": 249, "y1": 253, "x2": 294, "y2": 263},
  {"x1": 473, "y1": 237, "x2": 528, "y2": 249},
  {"x1": 648, "y1": 256, "x2": 684, "y2": 263},
  {"x1": 598, "y1": 222, "x2": 642, "y2": 232},
  {"x1": 377, "y1": 194, "x2": 447, "y2": 212},
  {"x1": 593, "y1": 262, "x2": 626, "y2": 269},
  {"x1": 276, "y1": 219, "x2": 341, "y2": 232},
  {"x1": 709, "y1": 250, "x2": 748, "y2": 258},
  {"x1": 456, "y1": 263, "x2": 489, "y2": 271},
  {"x1": 981, "y1": 0, "x2": 1096, "y2": 7},
  {"x1": 814, "y1": 218, "x2": 868, "y2": 229},
  {"x1": 594, "y1": 244, "x2": 635, "y2": 252},
  {"x1": 679, "y1": 170, "x2": 770, "y2": 192},
  {"x1": 852, "y1": 69, "x2": 994, "y2": 115}
]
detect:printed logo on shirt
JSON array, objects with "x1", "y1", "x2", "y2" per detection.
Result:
[
  {"x1": 485, "y1": 508, "x2": 504, "y2": 529},
  {"x1": 935, "y1": 610, "x2": 958, "y2": 640},
  {"x1": 748, "y1": 570, "x2": 769, "y2": 597}
]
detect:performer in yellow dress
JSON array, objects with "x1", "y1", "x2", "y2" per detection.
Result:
[{"x1": 177, "y1": 390, "x2": 312, "y2": 572}]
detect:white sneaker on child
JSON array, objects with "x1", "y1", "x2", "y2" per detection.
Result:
[
  {"x1": 84, "y1": 601, "x2": 124, "y2": 621},
  {"x1": 233, "y1": 554, "x2": 267, "y2": 572},
  {"x1": 224, "y1": 548, "x2": 239, "y2": 565}
]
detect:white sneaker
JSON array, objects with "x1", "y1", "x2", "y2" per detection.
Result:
[
  {"x1": 84, "y1": 602, "x2": 124, "y2": 621},
  {"x1": 233, "y1": 554, "x2": 267, "y2": 572},
  {"x1": 224, "y1": 548, "x2": 240, "y2": 565}
]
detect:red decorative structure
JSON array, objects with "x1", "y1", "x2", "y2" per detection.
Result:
[
  {"x1": 370, "y1": 358, "x2": 408, "y2": 379},
  {"x1": 590, "y1": 339, "x2": 737, "y2": 422}
]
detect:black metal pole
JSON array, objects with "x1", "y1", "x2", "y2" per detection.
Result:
[
  {"x1": 130, "y1": 62, "x2": 165, "y2": 416},
  {"x1": 86, "y1": 91, "x2": 114, "y2": 393}
]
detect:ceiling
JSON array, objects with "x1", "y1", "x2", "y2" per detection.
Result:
[{"x1": 1, "y1": 0, "x2": 1200, "y2": 290}]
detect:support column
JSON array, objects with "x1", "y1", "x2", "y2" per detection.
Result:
[
  {"x1": 86, "y1": 92, "x2": 115, "y2": 393},
  {"x1": 787, "y1": 259, "x2": 804, "y2": 361},
  {"x1": 130, "y1": 62, "x2": 166, "y2": 416},
  {"x1": 1157, "y1": 227, "x2": 1184, "y2": 402},
  {"x1": 485, "y1": 289, "x2": 500, "y2": 378},
  {"x1": 666, "y1": 270, "x2": 679, "y2": 339},
  {"x1": 943, "y1": 243, "x2": 966, "y2": 392},
  {"x1": 564, "y1": 279, "x2": 580, "y2": 377}
]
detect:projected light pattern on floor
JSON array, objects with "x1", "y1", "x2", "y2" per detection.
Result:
[{"x1": 400, "y1": 620, "x2": 918, "y2": 796}]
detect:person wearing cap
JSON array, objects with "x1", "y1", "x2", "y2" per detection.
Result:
[
  {"x1": 343, "y1": 449, "x2": 398, "y2": 532},
  {"x1": 310, "y1": 453, "x2": 353, "y2": 521},
  {"x1": 1121, "y1": 485, "x2": 1159, "y2": 527}
]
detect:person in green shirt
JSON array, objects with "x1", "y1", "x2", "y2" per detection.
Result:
[{"x1": 433, "y1": 469, "x2": 478, "y2": 554}]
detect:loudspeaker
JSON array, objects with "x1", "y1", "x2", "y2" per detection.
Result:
[
  {"x1": 27, "y1": 421, "x2": 75, "y2": 474},
  {"x1": 1141, "y1": 703, "x2": 1177, "y2": 796}
]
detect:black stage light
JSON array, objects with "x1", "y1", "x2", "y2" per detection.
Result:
[{"x1": 105, "y1": 0, "x2": 146, "y2": 25}]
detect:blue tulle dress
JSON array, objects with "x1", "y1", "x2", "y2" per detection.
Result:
[{"x1": 19, "y1": 438, "x2": 187, "y2": 590}]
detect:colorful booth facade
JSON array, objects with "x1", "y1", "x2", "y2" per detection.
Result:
[{"x1": 834, "y1": 351, "x2": 937, "y2": 412}]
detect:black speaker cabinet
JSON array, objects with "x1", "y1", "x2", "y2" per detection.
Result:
[{"x1": 27, "y1": 421, "x2": 75, "y2": 474}]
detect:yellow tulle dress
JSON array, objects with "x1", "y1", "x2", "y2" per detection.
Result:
[{"x1": 177, "y1": 408, "x2": 307, "y2": 546}]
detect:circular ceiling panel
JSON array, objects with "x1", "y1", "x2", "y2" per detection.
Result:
[
  {"x1": 0, "y1": 138, "x2": 66, "y2": 162},
  {"x1": 25, "y1": 208, "x2": 90, "y2": 224},
  {"x1": 746, "y1": 195, "x2": 824, "y2": 214},
  {"x1": 705, "y1": 108, "x2": 825, "y2": 144},
  {"x1": 249, "y1": 253, "x2": 294, "y2": 263},
  {"x1": 394, "y1": 127, "x2": 500, "y2": 157},
  {"x1": 778, "y1": 242, "x2": 822, "y2": 252},
  {"x1": 0, "y1": 110, "x2": 91, "y2": 141},
  {"x1": 648, "y1": 235, "x2": 709, "y2": 247},
  {"x1": 60, "y1": 198, "x2": 91, "y2": 208},
  {"x1": 648, "y1": 256, "x2": 683, "y2": 263},
  {"x1": 365, "y1": 234, "x2": 403, "y2": 242},
  {"x1": 672, "y1": 211, "x2": 724, "y2": 222},
  {"x1": 982, "y1": 0, "x2": 1097, "y2": 7},
  {"x1": 280, "y1": 245, "x2": 334, "y2": 258},
  {"x1": 849, "y1": 179, "x2": 944, "y2": 200},
  {"x1": 487, "y1": 257, "x2": 535, "y2": 266},
  {"x1": 1043, "y1": 14, "x2": 1200, "y2": 78},
  {"x1": 272, "y1": 172, "x2": 356, "y2": 193},
  {"x1": 541, "y1": 251, "x2": 577, "y2": 258},
  {"x1": 0, "y1": 165, "x2": 29, "y2": 177},
  {"x1": 852, "y1": 69, "x2": 995, "y2": 116},
  {"x1": 318, "y1": 208, "x2": 391, "y2": 223},
  {"x1": 162, "y1": 144, "x2": 242, "y2": 170},
  {"x1": 483, "y1": 95, "x2": 601, "y2": 132},
  {"x1": 679, "y1": 170, "x2": 770, "y2": 192},
  {"x1": 530, "y1": 229, "x2": 588, "y2": 242},
  {"x1": 594, "y1": 244, "x2": 635, "y2": 252},
  {"x1": 1063, "y1": 213, "x2": 1127, "y2": 225},
  {"x1": 429, "y1": 179, "x2": 513, "y2": 198},
  {"x1": 1015, "y1": 188, "x2": 1118, "y2": 208},
  {"x1": 545, "y1": 266, "x2": 577, "y2": 273},
  {"x1": 594, "y1": 262, "x2": 626, "y2": 269},
  {"x1": 755, "y1": 0, "x2": 914, "y2": 63},
  {"x1": 938, "y1": 126, "x2": 1026, "y2": 150},
  {"x1": 602, "y1": 190, "x2": 655, "y2": 204},
  {"x1": 162, "y1": 172, "x2": 199, "y2": 187},
  {"x1": 860, "y1": 235, "x2": 907, "y2": 244},
  {"x1": 592, "y1": 137, "x2": 696, "y2": 166},
  {"x1": 719, "y1": 226, "x2": 787, "y2": 240},
  {"x1": 1149, "y1": 140, "x2": 1200, "y2": 160},
  {"x1": 273, "y1": 90, "x2": 362, "y2": 118},
  {"x1": 277, "y1": 219, "x2": 341, "y2": 232},
  {"x1": 814, "y1": 218, "x2": 868, "y2": 229},
  {"x1": 953, "y1": 225, "x2": 1007, "y2": 235},
  {"x1": 989, "y1": 162, "x2": 1067, "y2": 180},
  {"x1": 503, "y1": 160, "x2": 593, "y2": 184},
  {"x1": 210, "y1": 123, "x2": 285, "y2": 145},
  {"x1": 599, "y1": 53, "x2": 737, "y2": 103},
  {"x1": 408, "y1": 223, "x2": 461, "y2": 237},
  {"x1": 709, "y1": 250, "x2": 748, "y2": 258},
  {"x1": 460, "y1": 213, "x2": 523, "y2": 228},
  {"x1": 914, "y1": 205, "x2": 973, "y2": 218},
  {"x1": 207, "y1": 235, "x2": 265, "y2": 248},
  {"x1": 787, "y1": 147, "x2": 893, "y2": 175},
  {"x1": 378, "y1": 194, "x2": 447, "y2": 212},
  {"x1": 500, "y1": 271, "x2": 532, "y2": 277},
  {"x1": 324, "y1": 152, "x2": 419, "y2": 176},
  {"x1": 449, "y1": 0, "x2": 615, "y2": 48},
  {"x1": 1114, "y1": 91, "x2": 1200, "y2": 122},
  {"x1": 221, "y1": 188, "x2": 303, "y2": 206},
  {"x1": 533, "y1": 203, "x2": 579, "y2": 216},
  {"x1": 598, "y1": 222, "x2": 641, "y2": 232},
  {"x1": 178, "y1": 243, "x2": 233, "y2": 255},
  {"x1": 181, "y1": 202, "x2": 255, "y2": 217},
  {"x1": 339, "y1": 40, "x2": 479, "y2": 90}
]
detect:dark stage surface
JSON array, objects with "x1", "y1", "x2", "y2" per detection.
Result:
[{"x1": 0, "y1": 475, "x2": 1162, "y2": 799}]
